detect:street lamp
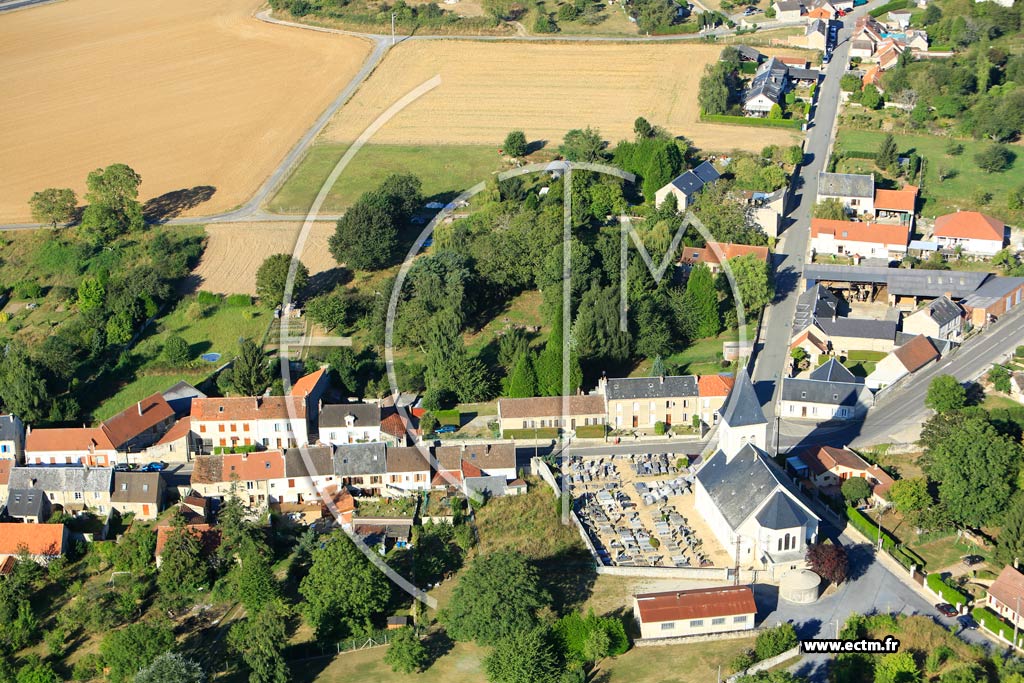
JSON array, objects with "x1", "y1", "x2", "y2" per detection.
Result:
[{"x1": 391, "y1": 13, "x2": 396, "y2": 46}]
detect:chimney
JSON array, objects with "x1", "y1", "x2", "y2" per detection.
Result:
[
  {"x1": 660, "y1": 376, "x2": 665, "y2": 385},
  {"x1": 138, "y1": 401, "x2": 143, "y2": 416}
]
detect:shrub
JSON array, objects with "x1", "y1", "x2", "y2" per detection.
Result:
[
  {"x1": 654, "y1": 421, "x2": 667, "y2": 435},
  {"x1": 225, "y1": 294, "x2": 252, "y2": 307},
  {"x1": 14, "y1": 280, "x2": 43, "y2": 299},
  {"x1": 925, "y1": 646, "x2": 954, "y2": 673},
  {"x1": 927, "y1": 573, "x2": 970, "y2": 607},
  {"x1": 731, "y1": 650, "x2": 756, "y2": 672},
  {"x1": 162, "y1": 335, "x2": 191, "y2": 366},
  {"x1": 196, "y1": 291, "x2": 221, "y2": 306},
  {"x1": 972, "y1": 606, "x2": 1019, "y2": 643},
  {"x1": 754, "y1": 623, "x2": 798, "y2": 661}
]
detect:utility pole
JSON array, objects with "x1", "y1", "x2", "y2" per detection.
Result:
[
  {"x1": 391, "y1": 13, "x2": 396, "y2": 46},
  {"x1": 774, "y1": 415, "x2": 781, "y2": 458},
  {"x1": 1015, "y1": 595, "x2": 1021, "y2": 651}
]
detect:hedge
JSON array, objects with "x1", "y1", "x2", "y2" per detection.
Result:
[
  {"x1": 842, "y1": 150, "x2": 878, "y2": 160},
  {"x1": 972, "y1": 607, "x2": 1022, "y2": 645},
  {"x1": 700, "y1": 113, "x2": 805, "y2": 129},
  {"x1": 927, "y1": 573, "x2": 971, "y2": 607},
  {"x1": 434, "y1": 409, "x2": 461, "y2": 426},
  {"x1": 503, "y1": 428, "x2": 559, "y2": 440},
  {"x1": 845, "y1": 507, "x2": 925, "y2": 569},
  {"x1": 869, "y1": 0, "x2": 908, "y2": 17},
  {"x1": 575, "y1": 425, "x2": 608, "y2": 439}
]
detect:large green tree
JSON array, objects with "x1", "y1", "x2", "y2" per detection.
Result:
[
  {"x1": 254, "y1": 254, "x2": 309, "y2": 308},
  {"x1": 330, "y1": 175, "x2": 422, "y2": 270},
  {"x1": 134, "y1": 653, "x2": 205, "y2": 683},
  {"x1": 80, "y1": 163, "x2": 145, "y2": 242},
  {"x1": 483, "y1": 627, "x2": 561, "y2": 683},
  {"x1": 573, "y1": 284, "x2": 631, "y2": 368},
  {"x1": 298, "y1": 531, "x2": 391, "y2": 639},
  {"x1": 156, "y1": 513, "x2": 210, "y2": 608},
  {"x1": 925, "y1": 375, "x2": 966, "y2": 413},
  {"x1": 100, "y1": 621, "x2": 176, "y2": 683},
  {"x1": 725, "y1": 253, "x2": 774, "y2": 314},
  {"x1": 874, "y1": 651, "x2": 921, "y2": 683},
  {"x1": 0, "y1": 342, "x2": 50, "y2": 424},
  {"x1": 997, "y1": 495, "x2": 1024, "y2": 566},
  {"x1": 444, "y1": 551, "x2": 548, "y2": 646},
  {"x1": 813, "y1": 198, "x2": 848, "y2": 221},
  {"x1": 503, "y1": 130, "x2": 528, "y2": 157},
  {"x1": 698, "y1": 62, "x2": 730, "y2": 115},
  {"x1": 505, "y1": 350, "x2": 538, "y2": 398},
  {"x1": 560, "y1": 127, "x2": 606, "y2": 162},
  {"x1": 228, "y1": 601, "x2": 290, "y2": 683},
  {"x1": 29, "y1": 188, "x2": 77, "y2": 228},
  {"x1": 225, "y1": 339, "x2": 272, "y2": 397},
  {"x1": 681, "y1": 263, "x2": 719, "y2": 340},
  {"x1": 383, "y1": 627, "x2": 428, "y2": 674}
]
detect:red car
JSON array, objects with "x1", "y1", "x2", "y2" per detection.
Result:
[
  {"x1": 837, "y1": 9, "x2": 847, "y2": 16},
  {"x1": 935, "y1": 603, "x2": 958, "y2": 618}
]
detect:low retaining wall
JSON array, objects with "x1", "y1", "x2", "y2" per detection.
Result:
[
  {"x1": 726, "y1": 645, "x2": 802, "y2": 682},
  {"x1": 636, "y1": 626, "x2": 762, "y2": 648}
]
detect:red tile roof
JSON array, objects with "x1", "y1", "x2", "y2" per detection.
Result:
[
  {"x1": 635, "y1": 586, "x2": 756, "y2": 623},
  {"x1": 934, "y1": 212, "x2": 1004, "y2": 242},
  {"x1": 101, "y1": 393, "x2": 174, "y2": 448},
  {"x1": 862, "y1": 65, "x2": 882, "y2": 88},
  {"x1": 893, "y1": 334, "x2": 939, "y2": 373},
  {"x1": 698, "y1": 375, "x2": 735, "y2": 397},
  {"x1": 801, "y1": 445, "x2": 870, "y2": 476},
  {"x1": 0, "y1": 460, "x2": 11, "y2": 486},
  {"x1": 790, "y1": 329, "x2": 829, "y2": 353},
  {"x1": 191, "y1": 396, "x2": 306, "y2": 421},
  {"x1": 680, "y1": 241, "x2": 770, "y2": 267},
  {"x1": 874, "y1": 185, "x2": 917, "y2": 213},
  {"x1": 25, "y1": 427, "x2": 115, "y2": 454},
  {"x1": 221, "y1": 451, "x2": 286, "y2": 481},
  {"x1": 497, "y1": 395, "x2": 606, "y2": 419},
  {"x1": 0, "y1": 522, "x2": 65, "y2": 556},
  {"x1": 290, "y1": 367, "x2": 328, "y2": 398},
  {"x1": 380, "y1": 409, "x2": 412, "y2": 439},
  {"x1": 989, "y1": 565, "x2": 1024, "y2": 616},
  {"x1": 155, "y1": 523, "x2": 220, "y2": 557},
  {"x1": 811, "y1": 218, "x2": 910, "y2": 248},
  {"x1": 155, "y1": 417, "x2": 191, "y2": 446},
  {"x1": 867, "y1": 465, "x2": 895, "y2": 500}
]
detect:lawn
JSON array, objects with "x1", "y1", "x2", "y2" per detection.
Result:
[
  {"x1": 92, "y1": 295, "x2": 271, "y2": 420},
  {"x1": 638, "y1": 329, "x2": 744, "y2": 377},
  {"x1": 835, "y1": 129, "x2": 1023, "y2": 221},
  {"x1": 910, "y1": 532, "x2": 991, "y2": 571},
  {"x1": 266, "y1": 143, "x2": 507, "y2": 214},
  {"x1": 983, "y1": 392, "x2": 1021, "y2": 410}
]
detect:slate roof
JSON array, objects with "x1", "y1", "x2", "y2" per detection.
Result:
[
  {"x1": 820, "y1": 316, "x2": 898, "y2": 341},
  {"x1": 735, "y1": 45, "x2": 764, "y2": 62},
  {"x1": 755, "y1": 492, "x2": 810, "y2": 530},
  {"x1": 110, "y1": 472, "x2": 163, "y2": 505},
  {"x1": 719, "y1": 370, "x2": 765, "y2": 429},
  {"x1": 809, "y1": 358, "x2": 861, "y2": 383},
  {"x1": 635, "y1": 586, "x2": 756, "y2": 624},
  {"x1": 464, "y1": 476, "x2": 509, "y2": 499},
  {"x1": 806, "y1": 18, "x2": 827, "y2": 36},
  {"x1": 497, "y1": 395, "x2": 606, "y2": 419},
  {"x1": 774, "y1": 0, "x2": 803, "y2": 11},
  {"x1": 696, "y1": 443, "x2": 817, "y2": 530},
  {"x1": 817, "y1": 172, "x2": 874, "y2": 199},
  {"x1": 0, "y1": 415, "x2": 21, "y2": 444},
  {"x1": 604, "y1": 375, "x2": 698, "y2": 400},
  {"x1": 962, "y1": 277, "x2": 1024, "y2": 311},
  {"x1": 917, "y1": 295, "x2": 962, "y2": 327},
  {"x1": 5, "y1": 489, "x2": 48, "y2": 519},
  {"x1": 332, "y1": 442, "x2": 387, "y2": 476},
  {"x1": 781, "y1": 375, "x2": 870, "y2": 407},
  {"x1": 793, "y1": 284, "x2": 840, "y2": 334},
  {"x1": 802, "y1": 264, "x2": 990, "y2": 299},
  {"x1": 744, "y1": 57, "x2": 788, "y2": 106},
  {"x1": 668, "y1": 161, "x2": 721, "y2": 197},
  {"x1": 283, "y1": 446, "x2": 335, "y2": 478},
  {"x1": 162, "y1": 380, "x2": 207, "y2": 403},
  {"x1": 319, "y1": 403, "x2": 381, "y2": 429},
  {"x1": 8, "y1": 466, "x2": 113, "y2": 494}
]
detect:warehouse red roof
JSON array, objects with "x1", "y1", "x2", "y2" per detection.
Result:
[{"x1": 635, "y1": 586, "x2": 756, "y2": 623}]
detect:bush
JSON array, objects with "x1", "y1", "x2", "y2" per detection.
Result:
[
  {"x1": 699, "y1": 114, "x2": 804, "y2": 129},
  {"x1": 869, "y1": 0, "x2": 908, "y2": 17},
  {"x1": 1015, "y1": 345, "x2": 1024, "y2": 358},
  {"x1": 196, "y1": 291, "x2": 221, "y2": 306},
  {"x1": 754, "y1": 623, "x2": 798, "y2": 661},
  {"x1": 927, "y1": 573, "x2": 970, "y2": 607},
  {"x1": 14, "y1": 280, "x2": 43, "y2": 299},
  {"x1": 653, "y1": 421, "x2": 667, "y2": 435},
  {"x1": 731, "y1": 650, "x2": 756, "y2": 673},
  {"x1": 225, "y1": 294, "x2": 252, "y2": 307},
  {"x1": 162, "y1": 335, "x2": 191, "y2": 366}
]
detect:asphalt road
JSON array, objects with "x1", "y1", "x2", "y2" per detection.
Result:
[{"x1": 0, "y1": 0, "x2": 59, "y2": 13}]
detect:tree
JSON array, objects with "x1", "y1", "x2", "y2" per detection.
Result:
[
  {"x1": 989, "y1": 364, "x2": 1012, "y2": 393},
  {"x1": 768, "y1": 103, "x2": 783, "y2": 120},
  {"x1": 725, "y1": 253, "x2": 773, "y2": 313},
  {"x1": 840, "y1": 477, "x2": 871, "y2": 505},
  {"x1": 304, "y1": 292, "x2": 349, "y2": 333},
  {"x1": 330, "y1": 192, "x2": 400, "y2": 270},
  {"x1": 573, "y1": 284, "x2": 631, "y2": 367},
  {"x1": 14, "y1": 657, "x2": 58, "y2": 683},
  {"x1": 861, "y1": 84, "x2": 883, "y2": 109},
  {"x1": 80, "y1": 163, "x2": 145, "y2": 242},
  {"x1": 505, "y1": 350, "x2": 538, "y2": 398},
  {"x1": 503, "y1": 130, "x2": 528, "y2": 157},
  {"x1": 255, "y1": 254, "x2": 309, "y2": 307},
  {"x1": 383, "y1": 627, "x2": 428, "y2": 674},
  {"x1": 974, "y1": 144, "x2": 1013, "y2": 173},
  {"x1": 923, "y1": 414, "x2": 1021, "y2": 527},
  {"x1": 888, "y1": 478, "x2": 932, "y2": 515},
  {"x1": 157, "y1": 512, "x2": 209, "y2": 608},
  {"x1": 813, "y1": 198, "x2": 848, "y2": 220},
  {"x1": 698, "y1": 63, "x2": 730, "y2": 115},
  {"x1": 1009, "y1": 185, "x2": 1024, "y2": 211},
  {"x1": 444, "y1": 550, "x2": 547, "y2": 645},
  {"x1": 29, "y1": 188, "x2": 77, "y2": 228},
  {"x1": 0, "y1": 342, "x2": 50, "y2": 424},
  {"x1": 634, "y1": 116, "x2": 654, "y2": 139},
  {"x1": 754, "y1": 623, "x2": 798, "y2": 661},
  {"x1": 874, "y1": 651, "x2": 921, "y2": 683},
  {"x1": 996, "y1": 495, "x2": 1024, "y2": 566},
  {"x1": 681, "y1": 263, "x2": 719, "y2": 340},
  {"x1": 134, "y1": 653, "x2": 206, "y2": 683},
  {"x1": 162, "y1": 335, "x2": 191, "y2": 366},
  {"x1": 483, "y1": 627, "x2": 561, "y2": 683},
  {"x1": 877, "y1": 134, "x2": 899, "y2": 171},
  {"x1": 805, "y1": 542, "x2": 848, "y2": 584},
  {"x1": 560, "y1": 127, "x2": 606, "y2": 162},
  {"x1": 100, "y1": 621, "x2": 176, "y2": 683},
  {"x1": 228, "y1": 601, "x2": 290, "y2": 683},
  {"x1": 233, "y1": 542, "x2": 280, "y2": 613},
  {"x1": 229, "y1": 339, "x2": 272, "y2": 397},
  {"x1": 299, "y1": 531, "x2": 391, "y2": 639},
  {"x1": 925, "y1": 375, "x2": 966, "y2": 413}
]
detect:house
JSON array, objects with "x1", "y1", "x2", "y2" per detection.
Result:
[
  {"x1": 189, "y1": 451, "x2": 286, "y2": 514},
  {"x1": 962, "y1": 277, "x2": 1024, "y2": 327},
  {"x1": 697, "y1": 375, "x2": 736, "y2": 426},
  {"x1": 4, "y1": 488, "x2": 51, "y2": 523},
  {"x1": 798, "y1": 445, "x2": 894, "y2": 504},
  {"x1": 876, "y1": 39, "x2": 905, "y2": 70},
  {"x1": 101, "y1": 393, "x2": 176, "y2": 453},
  {"x1": 379, "y1": 407, "x2": 414, "y2": 446},
  {"x1": 987, "y1": 565, "x2": 1024, "y2": 629},
  {"x1": 695, "y1": 370, "x2": 820, "y2": 577},
  {"x1": 888, "y1": 8, "x2": 911, "y2": 28},
  {"x1": 190, "y1": 396, "x2": 310, "y2": 452},
  {"x1": 273, "y1": 446, "x2": 338, "y2": 505},
  {"x1": 1010, "y1": 373, "x2": 1024, "y2": 404},
  {"x1": 0, "y1": 460, "x2": 11, "y2": 508},
  {"x1": 791, "y1": 285, "x2": 898, "y2": 359},
  {"x1": 354, "y1": 519, "x2": 414, "y2": 554},
  {"x1": 802, "y1": 19, "x2": 829, "y2": 50},
  {"x1": 901, "y1": 296, "x2": 963, "y2": 342},
  {"x1": 495, "y1": 395, "x2": 606, "y2": 437},
  {"x1": 817, "y1": 172, "x2": 875, "y2": 215},
  {"x1": 0, "y1": 523, "x2": 67, "y2": 564},
  {"x1": 633, "y1": 586, "x2": 757, "y2": 640},
  {"x1": 24, "y1": 427, "x2": 118, "y2": 466},
  {"x1": 801, "y1": 263, "x2": 991, "y2": 308},
  {"x1": 865, "y1": 334, "x2": 940, "y2": 390},
  {"x1": 806, "y1": 1, "x2": 836, "y2": 20},
  {"x1": 110, "y1": 471, "x2": 166, "y2": 520},
  {"x1": 434, "y1": 443, "x2": 518, "y2": 486},
  {"x1": 155, "y1": 522, "x2": 220, "y2": 569},
  {"x1": 810, "y1": 218, "x2": 910, "y2": 260},
  {"x1": 146, "y1": 417, "x2": 195, "y2": 463},
  {"x1": 850, "y1": 15, "x2": 886, "y2": 59},
  {"x1": 319, "y1": 403, "x2": 382, "y2": 445},
  {"x1": 873, "y1": 185, "x2": 917, "y2": 227},
  {"x1": 7, "y1": 466, "x2": 114, "y2": 515},
  {"x1": 862, "y1": 65, "x2": 883, "y2": 90},
  {"x1": 748, "y1": 187, "x2": 787, "y2": 238},
  {"x1": 384, "y1": 446, "x2": 432, "y2": 493},
  {"x1": 0, "y1": 415, "x2": 25, "y2": 461},
  {"x1": 735, "y1": 45, "x2": 765, "y2": 63},
  {"x1": 933, "y1": 211, "x2": 1006, "y2": 257},
  {"x1": 654, "y1": 161, "x2": 721, "y2": 210},
  {"x1": 743, "y1": 58, "x2": 790, "y2": 116},
  {"x1": 599, "y1": 375, "x2": 731, "y2": 430},
  {"x1": 772, "y1": 0, "x2": 805, "y2": 21},
  {"x1": 780, "y1": 359, "x2": 873, "y2": 420},
  {"x1": 332, "y1": 442, "x2": 388, "y2": 495},
  {"x1": 679, "y1": 242, "x2": 770, "y2": 275},
  {"x1": 162, "y1": 380, "x2": 207, "y2": 417},
  {"x1": 290, "y1": 366, "x2": 330, "y2": 432},
  {"x1": 903, "y1": 29, "x2": 929, "y2": 52}
]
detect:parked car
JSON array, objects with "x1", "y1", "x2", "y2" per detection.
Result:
[
  {"x1": 434, "y1": 425, "x2": 458, "y2": 434},
  {"x1": 140, "y1": 461, "x2": 168, "y2": 472},
  {"x1": 935, "y1": 603, "x2": 958, "y2": 618},
  {"x1": 113, "y1": 463, "x2": 136, "y2": 472},
  {"x1": 957, "y1": 615, "x2": 979, "y2": 630},
  {"x1": 962, "y1": 555, "x2": 983, "y2": 566}
]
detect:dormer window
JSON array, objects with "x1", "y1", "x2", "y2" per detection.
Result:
[
  {"x1": 142, "y1": 484, "x2": 149, "y2": 492},
  {"x1": 121, "y1": 483, "x2": 128, "y2": 491}
]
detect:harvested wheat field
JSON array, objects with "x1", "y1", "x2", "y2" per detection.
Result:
[
  {"x1": 0, "y1": 0, "x2": 371, "y2": 223},
  {"x1": 323, "y1": 41, "x2": 804, "y2": 152},
  {"x1": 194, "y1": 222, "x2": 338, "y2": 294}
]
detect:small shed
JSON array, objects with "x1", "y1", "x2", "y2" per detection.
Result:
[
  {"x1": 387, "y1": 615, "x2": 411, "y2": 630},
  {"x1": 780, "y1": 568, "x2": 821, "y2": 604}
]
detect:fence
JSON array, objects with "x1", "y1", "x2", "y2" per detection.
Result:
[
  {"x1": 726, "y1": 645, "x2": 802, "y2": 682},
  {"x1": 283, "y1": 626, "x2": 423, "y2": 662}
]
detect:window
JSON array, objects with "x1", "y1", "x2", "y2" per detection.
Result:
[
  {"x1": 230, "y1": 423, "x2": 237, "y2": 431},
  {"x1": 733, "y1": 615, "x2": 747, "y2": 623},
  {"x1": 800, "y1": 391, "x2": 806, "y2": 399},
  {"x1": 243, "y1": 424, "x2": 250, "y2": 432},
  {"x1": 143, "y1": 484, "x2": 149, "y2": 492},
  {"x1": 262, "y1": 438, "x2": 269, "y2": 447},
  {"x1": 121, "y1": 483, "x2": 128, "y2": 491},
  {"x1": 288, "y1": 479, "x2": 295, "y2": 488},
  {"x1": 833, "y1": 394, "x2": 839, "y2": 401},
  {"x1": 218, "y1": 424, "x2": 225, "y2": 432},
  {"x1": 712, "y1": 617, "x2": 726, "y2": 625},
  {"x1": 246, "y1": 481, "x2": 255, "y2": 490},
  {"x1": 74, "y1": 492, "x2": 82, "y2": 500},
  {"x1": 689, "y1": 619, "x2": 704, "y2": 628},
  {"x1": 274, "y1": 423, "x2": 281, "y2": 431},
  {"x1": 199, "y1": 424, "x2": 206, "y2": 433},
  {"x1": 660, "y1": 622, "x2": 675, "y2": 631}
]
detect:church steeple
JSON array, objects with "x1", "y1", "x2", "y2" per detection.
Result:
[{"x1": 718, "y1": 369, "x2": 767, "y2": 457}]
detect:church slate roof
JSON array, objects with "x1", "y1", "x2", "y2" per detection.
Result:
[
  {"x1": 755, "y1": 491, "x2": 812, "y2": 530},
  {"x1": 719, "y1": 369, "x2": 765, "y2": 428}
]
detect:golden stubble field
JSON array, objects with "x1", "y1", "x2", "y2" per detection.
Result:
[
  {"x1": 0, "y1": 0, "x2": 370, "y2": 222},
  {"x1": 193, "y1": 222, "x2": 338, "y2": 294},
  {"x1": 323, "y1": 40, "x2": 804, "y2": 152}
]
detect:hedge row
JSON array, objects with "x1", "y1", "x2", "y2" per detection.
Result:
[
  {"x1": 972, "y1": 606, "x2": 1022, "y2": 645},
  {"x1": 845, "y1": 507, "x2": 926, "y2": 569},
  {"x1": 869, "y1": 0, "x2": 908, "y2": 17},
  {"x1": 926, "y1": 573, "x2": 971, "y2": 607},
  {"x1": 842, "y1": 150, "x2": 878, "y2": 160},
  {"x1": 504, "y1": 428, "x2": 559, "y2": 440},
  {"x1": 575, "y1": 425, "x2": 608, "y2": 439},
  {"x1": 700, "y1": 114, "x2": 805, "y2": 129}
]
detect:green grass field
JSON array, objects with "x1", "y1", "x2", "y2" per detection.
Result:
[
  {"x1": 835, "y1": 129, "x2": 1022, "y2": 221},
  {"x1": 266, "y1": 143, "x2": 507, "y2": 214}
]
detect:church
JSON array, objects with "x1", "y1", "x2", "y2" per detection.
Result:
[{"x1": 694, "y1": 370, "x2": 820, "y2": 578}]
